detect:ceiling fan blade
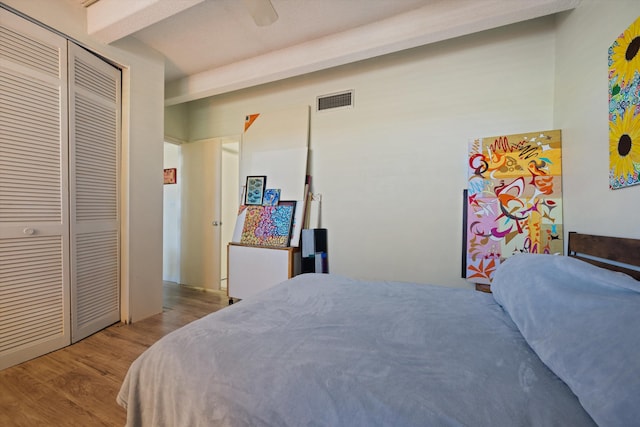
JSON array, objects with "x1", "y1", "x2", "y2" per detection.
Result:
[{"x1": 243, "y1": 0, "x2": 278, "y2": 27}]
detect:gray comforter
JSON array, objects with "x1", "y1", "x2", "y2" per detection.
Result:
[{"x1": 117, "y1": 273, "x2": 595, "y2": 427}]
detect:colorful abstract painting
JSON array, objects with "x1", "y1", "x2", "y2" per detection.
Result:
[
  {"x1": 465, "y1": 130, "x2": 563, "y2": 284},
  {"x1": 609, "y1": 16, "x2": 640, "y2": 190},
  {"x1": 240, "y1": 204, "x2": 296, "y2": 247}
]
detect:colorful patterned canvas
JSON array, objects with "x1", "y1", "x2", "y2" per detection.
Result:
[
  {"x1": 609, "y1": 16, "x2": 640, "y2": 189},
  {"x1": 465, "y1": 130, "x2": 563, "y2": 284},
  {"x1": 240, "y1": 204, "x2": 295, "y2": 247}
]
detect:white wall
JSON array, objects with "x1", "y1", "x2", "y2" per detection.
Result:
[
  {"x1": 163, "y1": 142, "x2": 181, "y2": 283},
  {"x1": 165, "y1": 103, "x2": 189, "y2": 143},
  {"x1": 182, "y1": 17, "x2": 557, "y2": 287},
  {"x1": 4, "y1": 0, "x2": 165, "y2": 321},
  {"x1": 554, "y1": 0, "x2": 640, "y2": 240}
]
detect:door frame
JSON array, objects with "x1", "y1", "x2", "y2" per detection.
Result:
[
  {"x1": 219, "y1": 137, "x2": 240, "y2": 290},
  {"x1": 164, "y1": 135, "x2": 240, "y2": 291}
]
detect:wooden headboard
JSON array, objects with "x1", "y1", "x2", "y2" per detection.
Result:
[{"x1": 567, "y1": 232, "x2": 640, "y2": 281}]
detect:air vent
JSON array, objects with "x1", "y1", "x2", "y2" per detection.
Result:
[{"x1": 317, "y1": 90, "x2": 354, "y2": 111}]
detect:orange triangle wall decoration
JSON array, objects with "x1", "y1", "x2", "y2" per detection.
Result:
[{"x1": 244, "y1": 114, "x2": 260, "y2": 132}]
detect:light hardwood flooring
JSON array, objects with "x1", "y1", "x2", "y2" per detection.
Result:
[{"x1": 0, "y1": 282, "x2": 229, "y2": 426}]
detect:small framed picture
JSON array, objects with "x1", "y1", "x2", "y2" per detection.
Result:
[
  {"x1": 164, "y1": 168, "x2": 177, "y2": 185},
  {"x1": 273, "y1": 201, "x2": 297, "y2": 246},
  {"x1": 245, "y1": 175, "x2": 267, "y2": 205},
  {"x1": 262, "y1": 188, "x2": 281, "y2": 206}
]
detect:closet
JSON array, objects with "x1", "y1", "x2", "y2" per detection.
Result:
[{"x1": 0, "y1": 8, "x2": 121, "y2": 370}]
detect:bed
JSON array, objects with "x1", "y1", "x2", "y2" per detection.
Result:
[{"x1": 117, "y1": 232, "x2": 640, "y2": 426}]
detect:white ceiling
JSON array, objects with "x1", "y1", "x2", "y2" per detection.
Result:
[
  {"x1": 134, "y1": 0, "x2": 433, "y2": 82},
  {"x1": 81, "y1": 0, "x2": 581, "y2": 104}
]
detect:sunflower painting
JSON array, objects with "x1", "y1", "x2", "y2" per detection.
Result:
[{"x1": 609, "y1": 16, "x2": 640, "y2": 189}]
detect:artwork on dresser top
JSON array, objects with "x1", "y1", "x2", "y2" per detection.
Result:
[
  {"x1": 262, "y1": 188, "x2": 281, "y2": 206},
  {"x1": 609, "y1": 15, "x2": 640, "y2": 190},
  {"x1": 245, "y1": 176, "x2": 266, "y2": 205},
  {"x1": 240, "y1": 202, "x2": 296, "y2": 247}
]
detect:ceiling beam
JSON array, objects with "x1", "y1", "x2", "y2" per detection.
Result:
[
  {"x1": 165, "y1": 0, "x2": 580, "y2": 105},
  {"x1": 87, "y1": 0, "x2": 204, "y2": 44}
]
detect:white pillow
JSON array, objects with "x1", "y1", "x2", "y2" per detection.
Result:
[{"x1": 492, "y1": 254, "x2": 640, "y2": 427}]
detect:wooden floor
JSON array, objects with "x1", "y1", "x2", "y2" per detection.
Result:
[{"x1": 0, "y1": 282, "x2": 229, "y2": 426}]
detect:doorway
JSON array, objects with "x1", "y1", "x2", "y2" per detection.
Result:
[
  {"x1": 162, "y1": 136, "x2": 240, "y2": 291},
  {"x1": 163, "y1": 141, "x2": 181, "y2": 284}
]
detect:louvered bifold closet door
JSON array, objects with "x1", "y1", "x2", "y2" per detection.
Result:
[
  {"x1": 0, "y1": 9, "x2": 71, "y2": 370},
  {"x1": 68, "y1": 43, "x2": 121, "y2": 343}
]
